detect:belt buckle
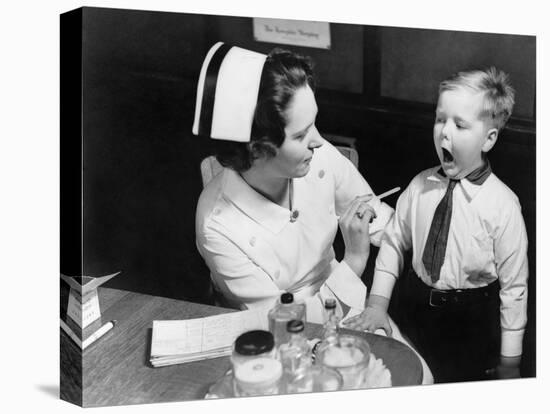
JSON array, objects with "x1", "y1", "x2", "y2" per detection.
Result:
[{"x1": 429, "y1": 289, "x2": 446, "y2": 307}]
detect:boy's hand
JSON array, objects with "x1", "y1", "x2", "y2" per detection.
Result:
[
  {"x1": 342, "y1": 305, "x2": 393, "y2": 337},
  {"x1": 495, "y1": 355, "x2": 521, "y2": 379}
]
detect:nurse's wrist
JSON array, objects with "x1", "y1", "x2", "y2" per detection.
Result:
[{"x1": 343, "y1": 254, "x2": 367, "y2": 277}]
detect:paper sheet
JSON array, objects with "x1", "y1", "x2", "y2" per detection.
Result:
[{"x1": 150, "y1": 309, "x2": 269, "y2": 365}]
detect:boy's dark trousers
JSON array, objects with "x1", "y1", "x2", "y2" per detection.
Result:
[{"x1": 398, "y1": 271, "x2": 501, "y2": 383}]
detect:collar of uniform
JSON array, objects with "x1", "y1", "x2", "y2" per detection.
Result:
[
  {"x1": 426, "y1": 166, "x2": 487, "y2": 201},
  {"x1": 223, "y1": 169, "x2": 291, "y2": 234}
]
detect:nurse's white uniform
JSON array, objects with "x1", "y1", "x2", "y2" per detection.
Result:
[{"x1": 196, "y1": 139, "x2": 433, "y2": 384}]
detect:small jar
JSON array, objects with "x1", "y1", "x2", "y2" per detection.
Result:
[
  {"x1": 316, "y1": 334, "x2": 371, "y2": 390},
  {"x1": 232, "y1": 330, "x2": 282, "y2": 397},
  {"x1": 285, "y1": 364, "x2": 343, "y2": 394},
  {"x1": 233, "y1": 357, "x2": 283, "y2": 397}
]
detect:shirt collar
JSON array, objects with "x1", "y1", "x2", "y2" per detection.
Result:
[
  {"x1": 223, "y1": 169, "x2": 291, "y2": 234},
  {"x1": 426, "y1": 166, "x2": 490, "y2": 201}
]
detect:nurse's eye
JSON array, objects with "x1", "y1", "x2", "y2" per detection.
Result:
[{"x1": 294, "y1": 128, "x2": 309, "y2": 141}]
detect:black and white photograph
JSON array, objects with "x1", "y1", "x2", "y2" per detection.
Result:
[{"x1": 2, "y1": 1, "x2": 548, "y2": 413}]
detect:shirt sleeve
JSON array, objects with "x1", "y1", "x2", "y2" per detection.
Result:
[
  {"x1": 370, "y1": 179, "x2": 414, "y2": 298},
  {"x1": 322, "y1": 260, "x2": 367, "y2": 309},
  {"x1": 328, "y1": 142, "x2": 394, "y2": 247},
  {"x1": 494, "y1": 197, "x2": 529, "y2": 357},
  {"x1": 197, "y1": 227, "x2": 366, "y2": 324}
]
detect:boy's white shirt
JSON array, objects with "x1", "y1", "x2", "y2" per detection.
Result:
[{"x1": 370, "y1": 167, "x2": 528, "y2": 357}]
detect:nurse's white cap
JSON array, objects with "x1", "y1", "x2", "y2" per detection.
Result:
[{"x1": 192, "y1": 42, "x2": 267, "y2": 142}]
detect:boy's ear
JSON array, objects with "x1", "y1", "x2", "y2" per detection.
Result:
[{"x1": 482, "y1": 128, "x2": 499, "y2": 153}]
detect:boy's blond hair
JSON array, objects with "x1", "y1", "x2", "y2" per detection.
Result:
[{"x1": 439, "y1": 67, "x2": 515, "y2": 131}]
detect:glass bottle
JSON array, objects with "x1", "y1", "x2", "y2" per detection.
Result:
[
  {"x1": 279, "y1": 320, "x2": 311, "y2": 373},
  {"x1": 322, "y1": 298, "x2": 340, "y2": 344},
  {"x1": 231, "y1": 330, "x2": 282, "y2": 397},
  {"x1": 268, "y1": 292, "x2": 306, "y2": 348},
  {"x1": 278, "y1": 320, "x2": 313, "y2": 393}
]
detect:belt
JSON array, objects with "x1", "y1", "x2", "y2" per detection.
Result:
[{"x1": 409, "y1": 273, "x2": 499, "y2": 308}]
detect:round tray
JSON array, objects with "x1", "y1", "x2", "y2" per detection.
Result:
[{"x1": 204, "y1": 352, "x2": 391, "y2": 399}]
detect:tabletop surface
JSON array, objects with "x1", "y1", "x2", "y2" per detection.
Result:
[{"x1": 60, "y1": 287, "x2": 423, "y2": 407}]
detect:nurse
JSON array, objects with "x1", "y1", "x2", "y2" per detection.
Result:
[
  {"x1": 193, "y1": 42, "x2": 432, "y2": 383},
  {"x1": 194, "y1": 42, "x2": 388, "y2": 321}
]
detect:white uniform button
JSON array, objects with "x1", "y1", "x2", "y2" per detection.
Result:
[
  {"x1": 213, "y1": 208, "x2": 221, "y2": 215},
  {"x1": 249, "y1": 236, "x2": 256, "y2": 246},
  {"x1": 328, "y1": 207, "x2": 334, "y2": 215},
  {"x1": 318, "y1": 170, "x2": 325, "y2": 179}
]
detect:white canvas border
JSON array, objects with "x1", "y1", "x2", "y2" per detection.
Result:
[{"x1": 1, "y1": 0, "x2": 546, "y2": 413}]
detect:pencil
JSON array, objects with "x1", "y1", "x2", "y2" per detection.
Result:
[
  {"x1": 60, "y1": 319, "x2": 117, "y2": 349},
  {"x1": 82, "y1": 320, "x2": 116, "y2": 349}
]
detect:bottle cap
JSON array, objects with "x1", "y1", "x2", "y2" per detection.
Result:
[
  {"x1": 281, "y1": 292, "x2": 294, "y2": 304},
  {"x1": 324, "y1": 298, "x2": 337, "y2": 310},
  {"x1": 234, "y1": 330, "x2": 275, "y2": 356},
  {"x1": 286, "y1": 319, "x2": 305, "y2": 333}
]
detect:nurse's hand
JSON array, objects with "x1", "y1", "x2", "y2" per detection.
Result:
[{"x1": 339, "y1": 194, "x2": 377, "y2": 277}]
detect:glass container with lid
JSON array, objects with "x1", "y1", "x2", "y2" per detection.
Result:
[
  {"x1": 231, "y1": 330, "x2": 282, "y2": 397},
  {"x1": 233, "y1": 357, "x2": 282, "y2": 397}
]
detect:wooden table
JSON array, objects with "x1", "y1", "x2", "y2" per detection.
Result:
[{"x1": 60, "y1": 288, "x2": 423, "y2": 407}]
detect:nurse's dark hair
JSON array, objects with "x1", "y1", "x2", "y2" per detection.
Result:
[{"x1": 213, "y1": 48, "x2": 316, "y2": 172}]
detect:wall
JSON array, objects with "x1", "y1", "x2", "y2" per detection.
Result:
[
  {"x1": 78, "y1": 7, "x2": 215, "y2": 301},
  {"x1": 213, "y1": 15, "x2": 365, "y2": 93},
  {"x1": 379, "y1": 27, "x2": 536, "y2": 119}
]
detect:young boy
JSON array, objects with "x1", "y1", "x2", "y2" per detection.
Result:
[{"x1": 344, "y1": 67, "x2": 528, "y2": 383}]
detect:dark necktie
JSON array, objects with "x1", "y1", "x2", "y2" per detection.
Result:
[{"x1": 421, "y1": 161, "x2": 492, "y2": 283}]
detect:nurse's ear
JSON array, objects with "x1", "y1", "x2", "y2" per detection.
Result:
[{"x1": 249, "y1": 139, "x2": 278, "y2": 162}]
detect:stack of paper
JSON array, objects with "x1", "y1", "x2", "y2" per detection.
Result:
[{"x1": 150, "y1": 309, "x2": 268, "y2": 367}]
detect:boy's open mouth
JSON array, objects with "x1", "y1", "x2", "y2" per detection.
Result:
[{"x1": 442, "y1": 148, "x2": 454, "y2": 163}]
